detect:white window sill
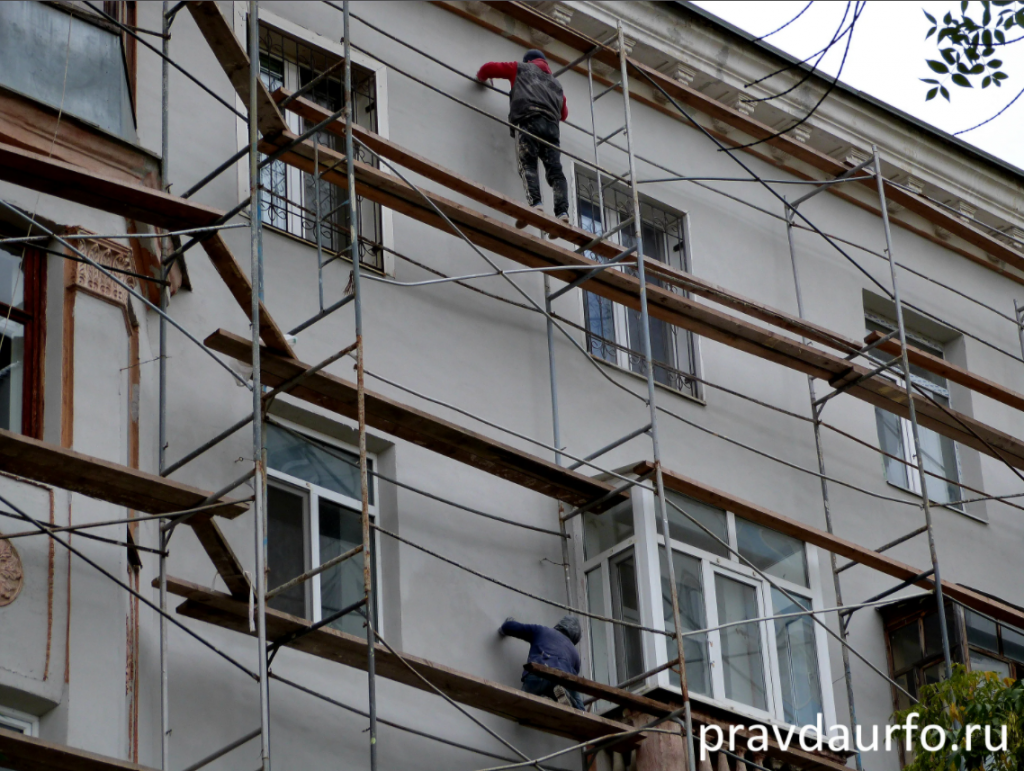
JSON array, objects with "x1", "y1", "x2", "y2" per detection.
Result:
[{"x1": 590, "y1": 354, "x2": 706, "y2": 407}]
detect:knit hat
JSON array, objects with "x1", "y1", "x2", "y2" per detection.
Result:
[
  {"x1": 523, "y1": 49, "x2": 547, "y2": 63},
  {"x1": 554, "y1": 615, "x2": 581, "y2": 645}
]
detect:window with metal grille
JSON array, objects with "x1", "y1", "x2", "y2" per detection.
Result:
[
  {"x1": 258, "y1": 25, "x2": 383, "y2": 271},
  {"x1": 574, "y1": 170, "x2": 698, "y2": 398}
]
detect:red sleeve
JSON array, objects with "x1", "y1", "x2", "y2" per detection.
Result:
[
  {"x1": 477, "y1": 61, "x2": 518, "y2": 83},
  {"x1": 561, "y1": 95, "x2": 568, "y2": 121}
]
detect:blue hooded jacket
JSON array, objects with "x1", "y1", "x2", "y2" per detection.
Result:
[{"x1": 501, "y1": 620, "x2": 581, "y2": 679}]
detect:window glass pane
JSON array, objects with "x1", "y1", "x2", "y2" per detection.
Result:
[
  {"x1": 0, "y1": 250, "x2": 24, "y2": 310},
  {"x1": 577, "y1": 197, "x2": 618, "y2": 365},
  {"x1": 611, "y1": 552, "x2": 644, "y2": 683},
  {"x1": 890, "y1": 622, "x2": 923, "y2": 671},
  {"x1": 715, "y1": 574, "x2": 767, "y2": 710},
  {"x1": 771, "y1": 589, "x2": 822, "y2": 726},
  {"x1": 0, "y1": 3, "x2": 135, "y2": 139},
  {"x1": 1003, "y1": 626, "x2": 1024, "y2": 664},
  {"x1": 586, "y1": 567, "x2": 612, "y2": 686},
  {"x1": 659, "y1": 548, "x2": 710, "y2": 695},
  {"x1": 583, "y1": 501, "x2": 634, "y2": 560},
  {"x1": 265, "y1": 425, "x2": 371, "y2": 503},
  {"x1": 875, "y1": 409, "x2": 909, "y2": 489},
  {"x1": 965, "y1": 610, "x2": 999, "y2": 652},
  {"x1": 922, "y1": 661, "x2": 944, "y2": 687},
  {"x1": 658, "y1": 491, "x2": 729, "y2": 558},
  {"x1": 918, "y1": 422, "x2": 961, "y2": 505},
  {"x1": 318, "y1": 499, "x2": 367, "y2": 636},
  {"x1": 922, "y1": 609, "x2": 958, "y2": 660},
  {"x1": 970, "y1": 650, "x2": 1012, "y2": 679},
  {"x1": 267, "y1": 485, "x2": 307, "y2": 619},
  {"x1": 0, "y1": 317, "x2": 24, "y2": 434},
  {"x1": 735, "y1": 517, "x2": 808, "y2": 587},
  {"x1": 895, "y1": 672, "x2": 916, "y2": 713}
]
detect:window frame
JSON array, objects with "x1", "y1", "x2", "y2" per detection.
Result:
[
  {"x1": 265, "y1": 418, "x2": 381, "y2": 634},
  {"x1": 0, "y1": 246, "x2": 46, "y2": 439},
  {"x1": 572, "y1": 167, "x2": 700, "y2": 400},
  {"x1": 867, "y1": 314, "x2": 964, "y2": 509},
  {"x1": 580, "y1": 486, "x2": 836, "y2": 729},
  {"x1": 0, "y1": 705, "x2": 38, "y2": 736},
  {"x1": 237, "y1": 7, "x2": 395, "y2": 275}
]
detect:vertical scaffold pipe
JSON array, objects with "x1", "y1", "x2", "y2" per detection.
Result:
[
  {"x1": 872, "y1": 146, "x2": 953, "y2": 678},
  {"x1": 159, "y1": 4, "x2": 171, "y2": 768},
  {"x1": 617, "y1": 23, "x2": 696, "y2": 771},
  {"x1": 343, "y1": 4, "x2": 376, "y2": 769},
  {"x1": 784, "y1": 202, "x2": 863, "y2": 771},
  {"x1": 248, "y1": 3, "x2": 272, "y2": 769}
]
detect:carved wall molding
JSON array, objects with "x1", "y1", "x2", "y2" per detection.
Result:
[
  {"x1": 0, "y1": 536, "x2": 25, "y2": 607},
  {"x1": 63, "y1": 227, "x2": 137, "y2": 308}
]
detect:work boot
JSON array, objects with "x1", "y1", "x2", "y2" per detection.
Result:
[
  {"x1": 553, "y1": 685, "x2": 572, "y2": 708},
  {"x1": 548, "y1": 212, "x2": 570, "y2": 239},
  {"x1": 516, "y1": 203, "x2": 544, "y2": 229}
]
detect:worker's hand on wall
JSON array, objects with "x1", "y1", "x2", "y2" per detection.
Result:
[{"x1": 499, "y1": 616, "x2": 515, "y2": 637}]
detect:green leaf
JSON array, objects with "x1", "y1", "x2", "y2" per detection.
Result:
[
  {"x1": 944, "y1": 11, "x2": 953, "y2": 23},
  {"x1": 924, "y1": 9, "x2": 937, "y2": 23},
  {"x1": 951, "y1": 73, "x2": 974, "y2": 86},
  {"x1": 989, "y1": 58, "x2": 1004, "y2": 67},
  {"x1": 941, "y1": 85, "x2": 951, "y2": 100},
  {"x1": 961, "y1": 0, "x2": 968, "y2": 12},
  {"x1": 927, "y1": 59, "x2": 950, "y2": 73},
  {"x1": 994, "y1": 70, "x2": 1009, "y2": 78},
  {"x1": 983, "y1": 75, "x2": 992, "y2": 87},
  {"x1": 926, "y1": 87, "x2": 939, "y2": 100},
  {"x1": 942, "y1": 47, "x2": 957, "y2": 64},
  {"x1": 927, "y1": 26, "x2": 936, "y2": 39},
  {"x1": 970, "y1": 63, "x2": 986, "y2": 73},
  {"x1": 983, "y1": 28, "x2": 993, "y2": 45},
  {"x1": 1017, "y1": 9, "x2": 1024, "y2": 25},
  {"x1": 920, "y1": 78, "x2": 940, "y2": 83}
]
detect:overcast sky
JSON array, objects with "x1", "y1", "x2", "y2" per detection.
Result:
[{"x1": 693, "y1": 1, "x2": 1024, "y2": 171}]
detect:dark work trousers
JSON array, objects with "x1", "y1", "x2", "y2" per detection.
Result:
[
  {"x1": 521, "y1": 672, "x2": 584, "y2": 710},
  {"x1": 514, "y1": 114, "x2": 569, "y2": 217}
]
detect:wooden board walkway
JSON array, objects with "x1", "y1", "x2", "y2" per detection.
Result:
[{"x1": 167, "y1": 576, "x2": 641, "y2": 745}]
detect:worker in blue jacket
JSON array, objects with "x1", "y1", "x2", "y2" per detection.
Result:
[{"x1": 500, "y1": 615, "x2": 584, "y2": 710}]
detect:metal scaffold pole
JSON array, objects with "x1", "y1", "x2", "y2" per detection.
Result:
[
  {"x1": 249, "y1": 3, "x2": 272, "y2": 769},
  {"x1": 872, "y1": 145, "x2": 954, "y2": 678},
  {"x1": 343, "y1": 3, "x2": 377, "y2": 768},
  {"x1": 159, "y1": 3, "x2": 171, "y2": 768},
  {"x1": 783, "y1": 200, "x2": 863, "y2": 771},
  {"x1": 616, "y1": 23, "x2": 696, "y2": 771}
]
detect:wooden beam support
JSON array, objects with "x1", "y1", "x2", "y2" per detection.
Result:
[
  {"x1": 0, "y1": 429, "x2": 248, "y2": 518},
  {"x1": 204, "y1": 329, "x2": 626, "y2": 510},
  {"x1": 866, "y1": 330, "x2": 1024, "y2": 413},
  {"x1": 454, "y1": 1, "x2": 1024, "y2": 279},
  {"x1": 166, "y1": 576, "x2": 640, "y2": 745},
  {"x1": 185, "y1": 1, "x2": 288, "y2": 138},
  {"x1": 0, "y1": 727, "x2": 159, "y2": 771},
  {"x1": 261, "y1": 129, "x2": 1024, "y2": 471},
  {"x1": 638, "y1": 462, "x2": 1024, "y2": 628},
  {"x1": 525, "y1": 663, "x2": 848, "y2": 771},
  {"x1": 0, "y1": 141, "x2": 294, "y2": 356}
]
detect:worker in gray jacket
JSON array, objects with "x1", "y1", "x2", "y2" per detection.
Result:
[
  {"x1": 500, "y1": 615, "x2": 584, "y2": 710},
  {"x1": 477, "y1": 50, "x2": 570, "y2": 229}
]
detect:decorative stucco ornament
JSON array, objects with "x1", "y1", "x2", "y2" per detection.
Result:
[{"x1": 0, "y1": 536, "x2": 25, "y2": 607}]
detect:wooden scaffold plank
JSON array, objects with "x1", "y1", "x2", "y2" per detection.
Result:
[
  {"x1": 204, "y1": 329, "x2": 627, "y2": 511},
  {"x1": 439, "y1": 0, "x2": 1024, "y2": 281},
  {"x1": 638, "y1": 461, "x2": 1024, "y2": 629},
  {"x1": 165, "y1": 576, "x2": 641, "y2": 745},
  {"x1": 0, "y1": 141, "x2": 294, "y2": 357},
  {"x1": 0, "y1": 727, "x2": 159, "y2": 771},
  {"x1": 259, "y1": 129, "x2": 1024, "y2": 471},
  {"x1": 0, "y1": 429, "x2": 248, "y2": 519},
  {"x1": 525, "y1": 663, "x2": 850, "y2": 771}
]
